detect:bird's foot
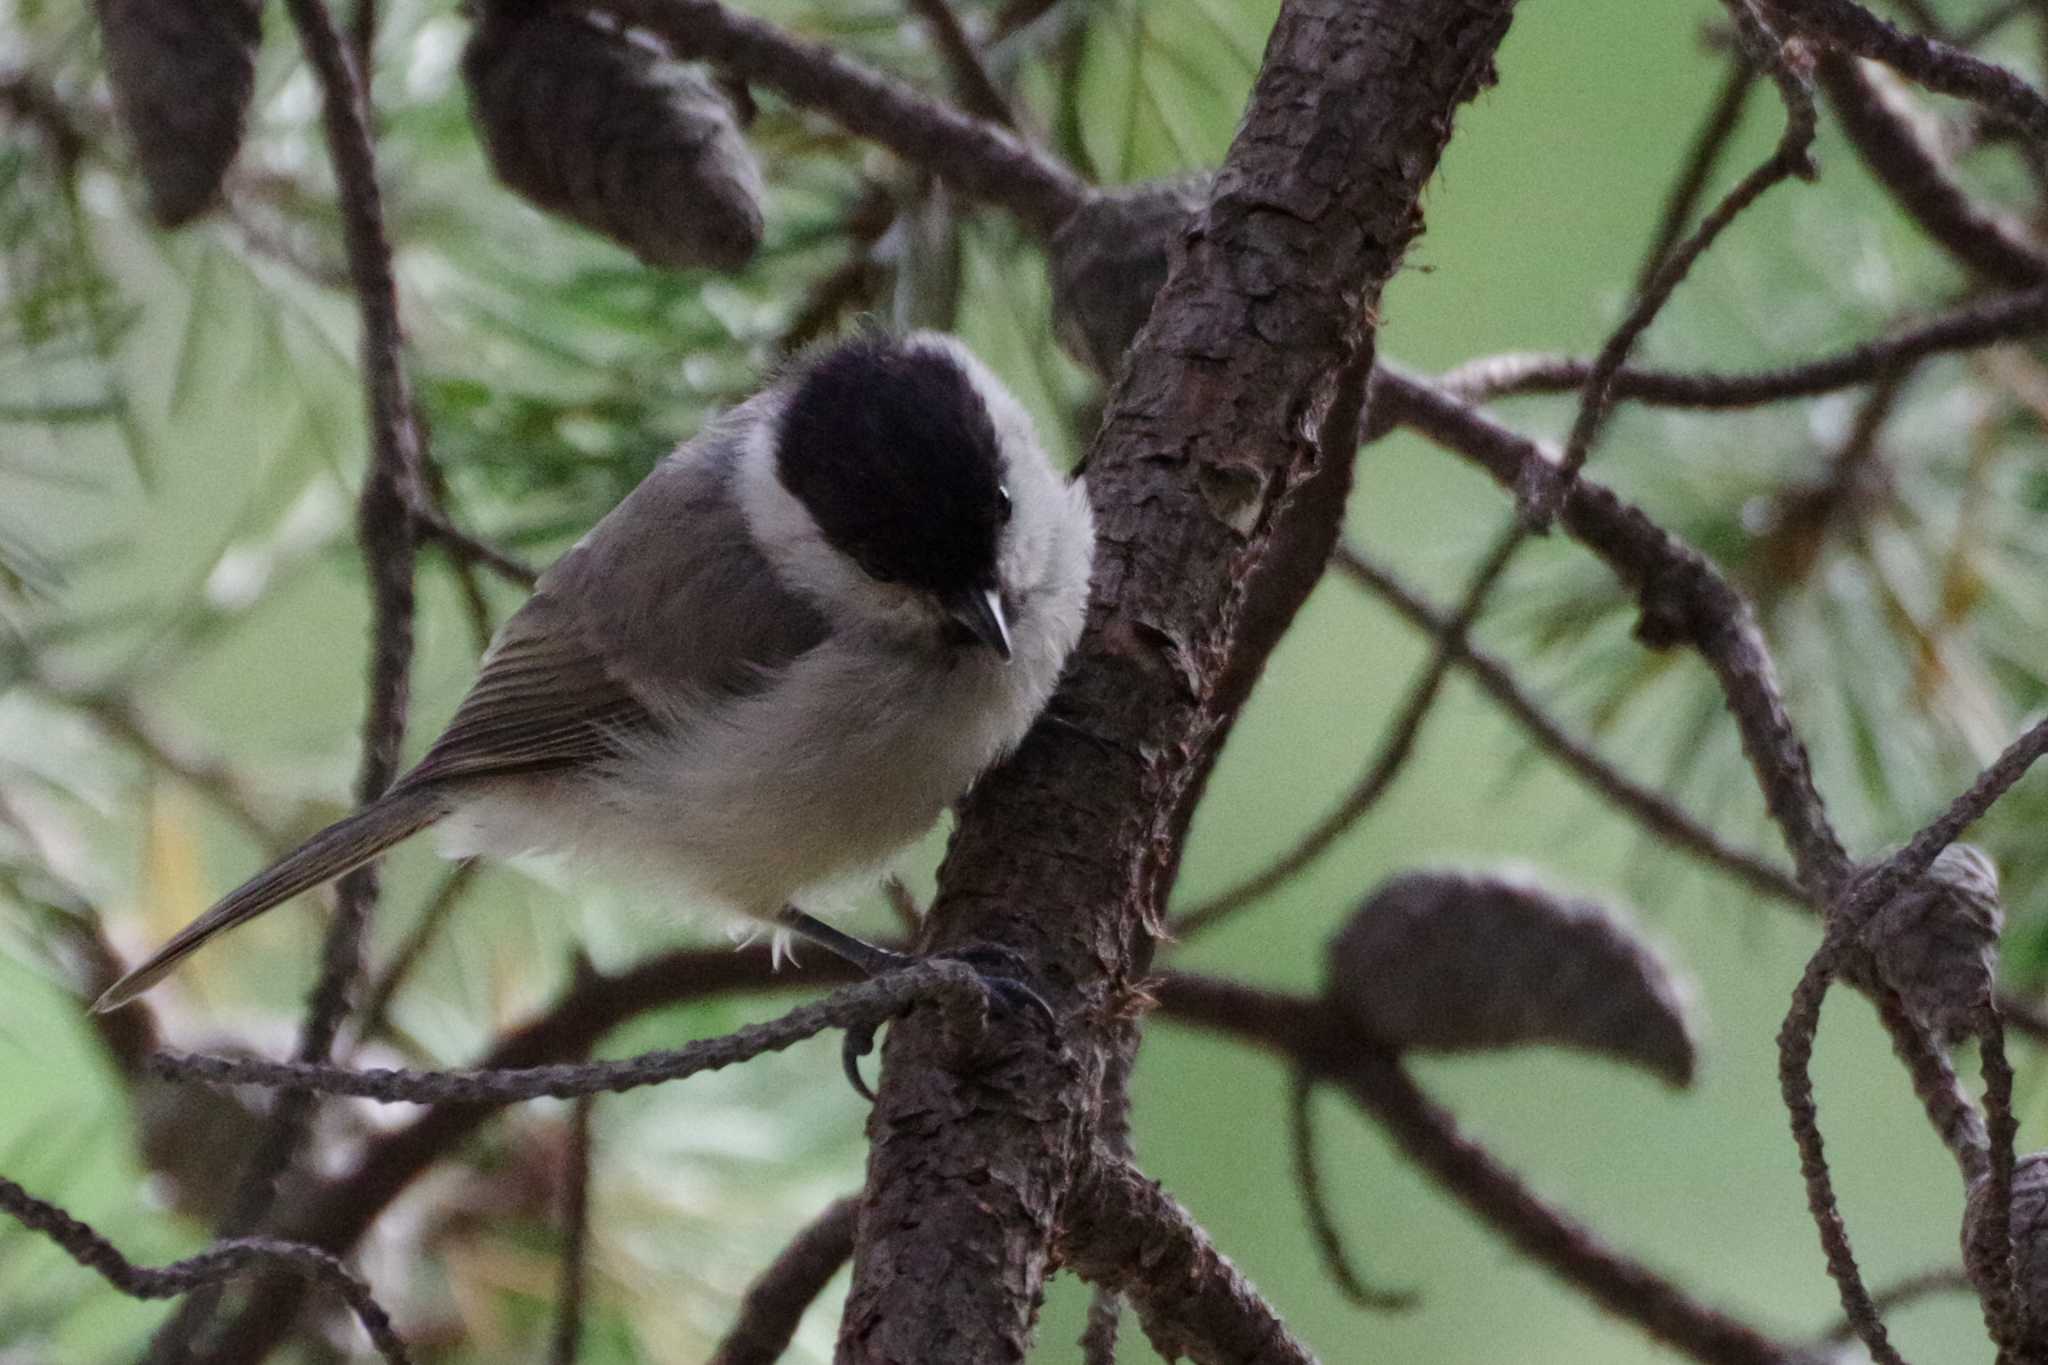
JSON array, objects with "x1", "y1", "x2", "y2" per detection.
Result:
[{"x1": 840, "y1": 944, "x2": 1057, "y2": 1101}]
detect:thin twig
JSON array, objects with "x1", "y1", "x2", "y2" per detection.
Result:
[
  {"x1": 1973, "y1": 1015, "x2": 2023, "y2": 1351},
  {"x1": 597, "y1": 0, "x2": 1089, "y2": 233},
  {"x1": 151, "y1": 962, "x2": 993, "y2": 1104},
  {"x1": 167, "y1": 2, "x2": 426, "y2": 1353},
  {"x1": 1766, "y1": 0, "x2": 2048, "y2": 138},
  {"x1": 1372, "y1": 367, "x2": 1855, "y2": 895},
  {"x1": 355, "y1": 860, "x2": 481, "y2": 1047},
  {"x1": 0, "y1": 1177, "x2": 410, "y2": 1364},
  {"x1": 1875, "y1": 991, "x2": 1990, "y2": 1183},
  {"x1": 1155, "y1": 976, "x2": 1809, "y2": 1365},
  {"x1": 1635, "y1": 57, "x2": 1759, "y2": 298},
  {"x1": 906, "y1": 0, "x2": 1016, "y2": 126},
  {"x1": 1063, "y1": 1152, "x2": 1321, "y2": 1365},
  {"x1": 1174, "y1": 519, "x2": 1526, "y2": 939},
  {"x1": 1833, "y1": 713, "x2": 2048, "y2": 929},
  {"x1": 707, "y1": 1198, "x2": 859, "y2": 1365},
  {"x1": 1080, "y1": 1288, "x2": 1123, "y2": 1365},
  {"x1": 1287, "y1": 1070, "x2": 1418, "y2": 1312},
  {"x1": 1331, "y1": 546, "x2": 1807, "y2": 907},
  {"x1": 548, "y1": 1096, "x2": 596, "y2": 1365},
  {"x1": 1548, "y1": 7, "x2": 1816, "y2": 503},
  {"x1": 1777, "y1": 942, "x2": 1905, "y2": 1364},
  {"x1": 200, "y1": 948, "x2": 866, "y2": 1360},
  {"x1": 1817, "y1": 51, "x2": 2048, "y2": 285},
  {"x1": 410, "y1": 498, "x2": 538, "y2": 590},
  {"x1": 1423, "y1": 283, "x2": 2048, "y2": 410},
  {"x1": 1818, "y1": 1266, "x2": 1973, "y2": 1343}
]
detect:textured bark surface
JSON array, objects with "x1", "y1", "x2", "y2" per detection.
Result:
[{"x1": 835, "y1": 3, "x2": 1519, "y2": 1361}]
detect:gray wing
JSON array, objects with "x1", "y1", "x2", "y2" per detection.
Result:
[{"x1": 402, "y1": 420, "x2": 828, "y2": 790}]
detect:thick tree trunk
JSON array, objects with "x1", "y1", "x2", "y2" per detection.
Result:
[{"x1": 835, "y1": 2, "x2": 1520, "y2": 1361}]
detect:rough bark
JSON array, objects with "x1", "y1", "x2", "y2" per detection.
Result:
[{"x1": 835, "y1": 2, "x2": 1518, "y2": 1361}]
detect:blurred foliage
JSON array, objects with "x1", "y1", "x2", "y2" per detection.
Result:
[{"x1": 3, "y1": 0, "x2": 2048, "y2": 1360}]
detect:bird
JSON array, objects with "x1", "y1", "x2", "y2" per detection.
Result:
[{"x1": 94, "y1": 331, "x2": 1097, "y2": 1042}]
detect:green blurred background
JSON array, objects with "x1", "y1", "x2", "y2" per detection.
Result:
[{"x1": 3, "y1": 0, "x2": 2045, "y2": 1359}]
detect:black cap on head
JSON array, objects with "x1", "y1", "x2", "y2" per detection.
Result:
[{"x1": 776, "y1": 337, "x2": 1011, "y2": 596}]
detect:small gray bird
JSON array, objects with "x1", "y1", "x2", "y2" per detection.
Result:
[{"x1": 95, "y1": 332, "x2": 1095, "y2": 1018}]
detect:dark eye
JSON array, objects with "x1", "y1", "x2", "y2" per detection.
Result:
[{"x1": 996, "y1": 486, "x2": 1012, "y2": 524}]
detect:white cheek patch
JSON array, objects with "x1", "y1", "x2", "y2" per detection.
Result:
[{"x1": 733, "y1": 400, "x2": 938, "y2": 634}]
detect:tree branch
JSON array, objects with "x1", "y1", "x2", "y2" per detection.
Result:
[
  {"x1": 1062, "y1": 1152, "x2": 1320, "y2": 1365},
  {"x1": 706, "y1": 1197, "x2": 858, "y2": 1365},
  {"x1": 173, "y1": 0, "x2": 425, "y2": 1355},
  {"x1": 1423, "y1": 283, "x2": 2048, "y2": 410},
  {"x1": 0, "y1": 1176, "x2": 409, "y2": 1364},
  {"x1": 1330, "y1": 547, "x2": 1806, "y2": 906},
  {"x1": 837, "y1": 2, "x2": 1518, "y2": 1359},
  {"x1": 1371, "y1": 367, "x2": 1852, "y2": 897},
  {"x1": 1817, "y1": 52, "x2": 2048, "y2": 285},
  {"x1": 1765, "y1": 0, "x2": 2048, "y2": 137},
  {"x1": 1154, "y1": 975, "x2": 1815, "y2": 1365},
  {"x1": 596, "y1": 0, "x2": 1087, "y2": 233}
]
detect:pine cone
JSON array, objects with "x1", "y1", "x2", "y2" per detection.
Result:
[
  {"x1": 463, "y1": 4, "x2": 765, "y2": 272},
  {"x1": 95, "y1": 0, "x2": 262, "y2": 227},
  {"x1": 1856, "y1": 843, "x2": 2003, "y2": 1046},
  {"x1": 1047, "y1": 176, "x2": 1207, "y2": 378},
  {"x1": 1964, "y1": 1151, "x2": 2048, "y2": 1350},
  {"x1": 1326, "y1": 869, "x2": 1699, "y2": 1087}
]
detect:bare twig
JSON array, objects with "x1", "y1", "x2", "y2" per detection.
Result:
[
  {"x1": 1156, "y1": 975, "x2": 1812, "y2": 1365},
  {"x1": 169, "y1": 3, "x2": 425, "y2": 1353},
  {"x1": 1080, "y1": 1288, "x2": 1123, "y2": 1365},
  {"x1": 1817, "y1": 52, "x2": 2048, "y2": 285},
  {"x1": 1063, "y1": 1152, "x2": 1320, "y2": 1365},
  {"x1": 1372, "y1": 368, "x2": 1854, "y2": 896},
  {"x1": 1330, "y1": 546, "x2": 1806, "y2": 906},
  {"x1": 355, "y1": 860, "x2": 481, "y2": 1047},
  {"x1": 410, "y1": 499, "x2": 538, "y2": 590},
  {"x1": 1777, "y1": 943, "x2": 1904, "y2": 1364},
  {"x1": 1972, "y1": 1017, "x2": 2021, "y2": 1352},
  {"x1": 1174, "y1": 518, "x2": 1524, "y2": 938},
  {"x1": 1818, "y1": 1266, "x2": 1972, "y2": 1343},
  {"x1": 907, "y1": 0, "x2": 1016, "y2": 126},
  {"x1": 1425, "y1": 283, "x2": 2048, "y2": 410},
  {"x1": 1834, "y1": 713, "x2": 2048, "y2": 926},
  {"x1": 707, "y1": 1198, "x2": 859, "y2": 1365},
  {"x1": 1548, "y1": 7, "x2": 1816, "y2": 502},
  {"x1": 1635, "y1": 57, "x2": 1758, "y2": 298},
  {"x1": 228, "y1": 0, "x2": 417, "y2": 1123},
  {"x1": 1287, "y1": 1069, "x2": 1417, "y2": 1312},
  {"x1": 596, "y1": 0, "x2": 1088, "y2": 233},
  {"x1": 152, "y1": 962, "x2": 994, "y2": 1104},
  {"x1": 200, "y1": 948, "x2": 864, "y2": 1360},
  {"x1": 1765, "y1": 0, "x2": 2048, "y2": 138},
  {"x1": 0, "y1": 1176, "x2": 410, "y2": 1364},
  {"x1": 548, "y1": 1096, "x2": 596, "y2": 1365}
]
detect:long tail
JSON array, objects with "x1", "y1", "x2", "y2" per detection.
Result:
[{"x1": 93, "y1": 785, "x2": 451, "y2": 1013}]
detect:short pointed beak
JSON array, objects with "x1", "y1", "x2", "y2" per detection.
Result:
[{"x1": 947, "y1": 585, "x2": 1013, "y2": 661}]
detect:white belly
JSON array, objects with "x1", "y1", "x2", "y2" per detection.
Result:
[{"x1": 439, "y1": 629, "x2": 1061, "y2": 924}]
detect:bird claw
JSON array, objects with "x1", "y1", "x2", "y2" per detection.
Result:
[
  {"x1": 839, "y1": 944, "x2": 1057, "y2": 1102},
  {"x1": 841, "y1": 1021, "x2": 881, "y2": 1101}
]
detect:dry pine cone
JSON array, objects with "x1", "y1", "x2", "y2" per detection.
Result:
[
  {"x1": 1326, "y1": 869, "x2": 1699, "y2": 1087},
  {"x1": 1857, "y1": 843, "x2": 2003, "y2": 1046},
  {"x1": 1964, "y1": 1151, "x2": 2048, "y2": 1352},
  {"x1": 95, "y1": 0, "x2": 262, "y2": 227},
  {"x1": 463, "y1": 3, "x2": 765, "y2": 272},
  {"x1": 1047, "y1": 176, "x2": 1207, "y2": 379}
]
